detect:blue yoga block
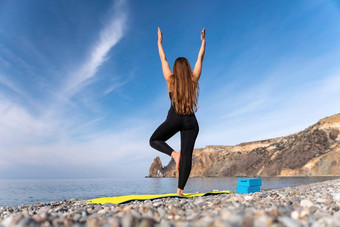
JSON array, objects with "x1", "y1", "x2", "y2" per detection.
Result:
[
  {"x1": 238, "y1": 178, "x2": 261, "y2": 187},
  {"x1": 236, "y1": 186, "x2": 260, "y2": 193}
]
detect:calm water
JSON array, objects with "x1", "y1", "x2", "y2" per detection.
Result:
[{"x1": 1, "y1": 176, "x2": 339, "y2": 207}]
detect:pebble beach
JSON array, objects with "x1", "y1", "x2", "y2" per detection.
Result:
[{"x1": 1, "y1": 178, "x2": 340, "y2": 227}]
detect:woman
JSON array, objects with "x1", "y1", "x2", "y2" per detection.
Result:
[{"x1": 149, "y1": 27, "x2": 206, "y2": 196}]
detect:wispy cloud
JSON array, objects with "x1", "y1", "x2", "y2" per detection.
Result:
[
  {"x1": 103, "y1": 69, "x2": 135, "y2": 96},
  {"x1": 64, "y1": 0, "x2": 128, "y2": 98},
  {"x1": 0, "y1": 97, "x2": 55, "y2": 144},
  {"x1": 32, "y1": 0, "x2": 130, "y2": 136},
  {"x1": 0, "y1": 74, "x2": 24, "y2": 95},
  {"x1": 0, "y1": 0, "x2": 143, "y2": 179}
]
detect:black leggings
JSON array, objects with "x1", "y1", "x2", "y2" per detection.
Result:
[{"x1": 149, "y1": 106, "x2": 199, "y2": 190}]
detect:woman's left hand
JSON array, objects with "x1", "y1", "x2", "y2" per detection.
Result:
[
  {"x1": 158, "y1": 27, "x2": 163, "y2": 44},
  {"x1": 201, "y1": 28, "x2": 206, "y2": 42}
]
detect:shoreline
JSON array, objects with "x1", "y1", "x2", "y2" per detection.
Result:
[
  {"x1": 145, "y1": 175, "x2": 340, "y2": 178},
  {"x1": 1, "y1": 178, "x2": 340, "y2": 226}
]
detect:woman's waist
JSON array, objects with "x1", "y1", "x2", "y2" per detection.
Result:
[{"x1": 168, "y1": 105, "x2": 195, "y2": 116}]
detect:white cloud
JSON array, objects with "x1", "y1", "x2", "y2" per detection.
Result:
[
  {"x1": 0, "y1": 97, "x2": 53, "y2": 143},
  {"x1": 0, "y1": 0, "x2": 147, "y2": 179},
  {"x1": 63, "y1": 0, "x2": 128, "y2": 97},
  {"x1": 0, "y1": 74, "x2": 23, "y2": 95}
]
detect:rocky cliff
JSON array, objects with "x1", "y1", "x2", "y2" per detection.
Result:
[{"x1": 148, "y1": 113, "x2": 340, "y2": 177}]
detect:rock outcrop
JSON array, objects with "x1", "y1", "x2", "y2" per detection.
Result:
[
  {"x1": 148, "y1": 157, "x2": 164, "y2": 177},
  {"x1": 148, "y1": 113, "x2": 340, "y2": 177}
]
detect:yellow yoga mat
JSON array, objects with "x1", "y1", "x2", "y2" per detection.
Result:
[{"x1": 87, "y1": 190, "x2": 233, "y2": 205}]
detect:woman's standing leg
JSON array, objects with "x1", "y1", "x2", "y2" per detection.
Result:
[{"x1": 178, "y1": 124, "x2": 199, "y2": 190}]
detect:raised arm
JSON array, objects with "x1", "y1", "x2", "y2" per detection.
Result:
[
  {"x1": 192, "y1": 28, "x2": 206, "y2": 82},
  {"x1": 158, "y1": 27, "x2": 172, "y2": 82}
]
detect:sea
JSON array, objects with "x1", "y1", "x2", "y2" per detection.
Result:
[{"x1": 1, "y1": 176, "x2": 339, "y2": 207}]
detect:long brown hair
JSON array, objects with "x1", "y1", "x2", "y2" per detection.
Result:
[{"x1": 169, "y1": 57, "x2": 199, "y2": 115}]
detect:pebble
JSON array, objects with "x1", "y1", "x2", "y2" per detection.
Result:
[
  {"x1": 316, "y1": 197, "x2": 326, "y2": 203},
  {"x1": 244, "y1": 195, "x2": 253, "y2": 201},
  {"x1": 278, "y1": 216, "x2": 302, "y2": 227},
  {"x1": 300, "y1": 199, "x2": 313, "y2": 208},
  {"x1": 123, "y1": 205, "x2": 132, "y2": 212},
  {"x1": 1, "y1": 178, "x2": 340, "y2": 226},
  {"x1": 291, "y1": 210, "x2": 300, "y2": 220},
  {"x1": 333, "y1": 193, "x2": 340, "y2": 202}
]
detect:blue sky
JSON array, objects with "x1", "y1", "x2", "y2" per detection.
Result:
[{"x1": 0, "y1": 0, "x2": 340, "y2": 179}]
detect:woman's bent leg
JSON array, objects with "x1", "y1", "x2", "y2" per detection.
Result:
[
  {"x1": 149, "y1": 119, "x2": 179, "y2": 156},
  {"x1": 178, "y1": 126, "x2": 199, "y2": 190}
]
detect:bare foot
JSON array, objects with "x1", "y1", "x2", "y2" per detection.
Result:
[
  {"x1": 177, "y1": 188, "x2": 184, "y2": 196},
  {"x1": 171, "y1": 151, "x2": 181, "y2": 171}
]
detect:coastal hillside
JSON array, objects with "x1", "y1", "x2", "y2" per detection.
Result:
[{"x1": 148, "y1": 113, "x2": 340, "y2": 177}]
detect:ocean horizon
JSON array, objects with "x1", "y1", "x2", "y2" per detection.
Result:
[{"x1": 1, "y1": 176, "x2": 340, "y2": 207}]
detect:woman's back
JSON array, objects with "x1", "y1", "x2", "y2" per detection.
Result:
[{"x1": 167, "y1": 58, "x2": 200, "y2": 115}]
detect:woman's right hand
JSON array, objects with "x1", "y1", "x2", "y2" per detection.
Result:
[
  {"x1": 200, "y1": 28, "x2": 206, "y2": 42},
  {"x1": 158, "y1": 27, "x2": 163, "y2": 44}
]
